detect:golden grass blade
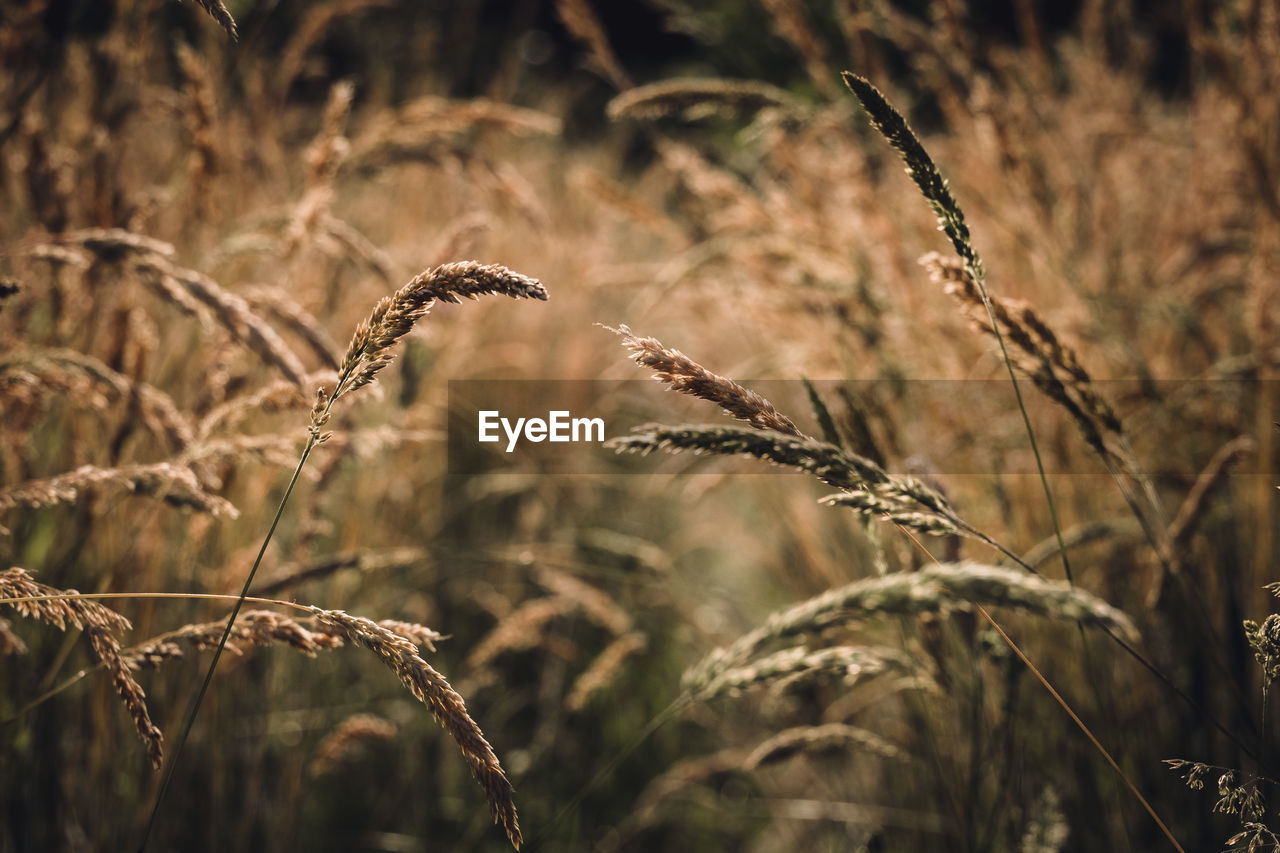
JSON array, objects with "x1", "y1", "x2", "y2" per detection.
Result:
[
  {"x1": 607, "y1": 78, "x2": 803, "y2": 122},
  {"x1": 682, "y1": 562, "x2": 1140, "y2": 697},
  {"x1": 554, "y1": 0, "x2": 632, "y2": 90},
  {"x1": 0, "y1": 569, "x2": 163, "y2": 767},
  {"x1": 323, "y1": 261, "x2": 547, "y2": 412},
  {"x1": 191, "y1": 0, "x2": 238, "y2": 40},
  {"x1": 0, "y1": 462, "x2": 238, "y2": 521},
  {"x1": 308, "y1": 714, "x2": 398, "y2": 777},
  {"x1": 309, "y1": 608, "x2": 521, "y2": 848},
  {"x1": 0, "y1": 347, "x2": 195, "y2": 450},
  {"x1": 744, "y1": 723, "x2": 905, "y2": 768},
  {"x1": 610, "y1": 324, "x2": 808, "y2": 438},
  {"x1": 135, "y1": 255, "x2": 311, "y2": 388}
]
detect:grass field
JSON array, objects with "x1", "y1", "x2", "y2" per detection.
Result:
[{"x1": 2, "y1": 1, "x2": 1278, "y2": 850}]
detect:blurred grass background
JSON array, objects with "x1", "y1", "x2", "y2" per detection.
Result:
[{"x1": 1, "y1": 0, "x2": 1278, "y2": 850}]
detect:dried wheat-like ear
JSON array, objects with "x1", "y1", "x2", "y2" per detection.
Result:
[
  {"x1": 818, "y1": 492, "x2": 960, "y2": 537},
  {"x1": 0, "y1": 348, "x2": 195, "y2": 450},
  {"x1": 923, "y1": 250, "x2": 1179, "y2": 573},
  {"x1": 534, "y1": 566, "x2": 633, "y2": 635},
  {"x1": 176, "y1": 43, "x2": 219, "y2": 215},
  {"x1": 134, "y1": 254, "x2": 310, "y2": 388},
  {"x1": 604, "y1": 328, "x2": 999, "y2": 544},
  {"x1": 842, "y1": 72, "x2": 1183, "y2": 583},
  {"x1": 608, "y1": 421, "x2": 888, "y2": 489},
  {"x1": 608, "y1": 324, "x2": 808, "y2": 438},
  {"x1": 467, "y1": 568, "x2": 635, "y2": 691},
  {"x1": 192, "y1": 0, "x2": 237, "y2": 39},
  {"x1": 607, "y1": 78, "x2": 804, "y2": 123},
  {"x1": 122, "y1": 607, "x2": 442, "y2": 669},
  {"x1": 0, "y1": 568, "x2": 129, "y2": 633},
  {"x1": 466, "y1": 596, "x2": 581, "y2": 673},
  {"x1": 609, "y1": 423, "x2": 990, "y2": 549},
  {"x1": 924, "y1": 253, "x2": 1121, "y2": 456},
  {"x1": 554, "y1": 0, "x2": 632, "y2": 90},
  {"x1": 0, "y1": 462, "x2": 238, "y2": 531},
  {"x1": 682, "y1": 561, "x2": 1139, "y2": 696},
  {"x1": 276, "y1": 0, "x2": 388, "y2": 100},
  {"x1": 689, "y1": 644, "x2": 919, "y2": 702},
  {"x1": 309, "y1": 608, "x2": 521, "y2": 848},
  {"x1": 124, "y1": 609, "x2": 343, "y2": 667},
  {"x1": 759, "y1": 0, "x2": 835, "y2": 93},
  {"x1": 565, "y1": 631, "x2": 648, "y2": 712},
  {"x1": 744, "y1": 723, "x2": 905, "y2": 769},
  {"x1": 308, "y1": 714, "x2": 397, "y2": 777},
  {"x1": 0, "y1": 568, "x2": 164, "y2": 767},
  {"x1": 841, "y1": 72, "x2": 982, "y2": 276},
  {"x1": 315, "y1": 261, "x2": 547, "y2": 431},
  {"x1": 282, "y1": 79, "x2": 363, "y2": 265},
  {"x1": 240, "y1": 285, "x2": 341, "y2": 369}
]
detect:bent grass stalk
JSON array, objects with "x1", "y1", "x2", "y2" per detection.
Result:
[
  {"x1": 847, "y1": 67, "x2": 1267, "y2": 772},
  {"x1": 1, "y1": 591, "x2": 314, "y2": 726},
  {"x1": 841, "y1": 72, "x2": 1190, "y2": 838},
  {"x1": 138, "y1": 261, "x2": 546, "y2": 851},
  {"x1": 887, "y1": 529, "x2": 1186, "y2": 852},
  {"x1": 599, "y1": 76, "x2": 1194, "y2": 849},
  {"x1": 840, "y1": 72, "x2": 1078, "y2": 584},
  {"x1": 841, "y1": 71, "x2": 1193, "y2": 846}
]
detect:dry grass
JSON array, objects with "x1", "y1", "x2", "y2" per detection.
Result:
[
  {"x1": 1, "y1": 568, "x2": 163, "y2": 767},
  {"x1": 607, "y1": 78, "x2": 803, "y2": 122},
  {"x1": 308, "y1": 713, "x2": 398, "y2": 777},
  {"x1": 309, "y1": 608, "x2": 521, "y2": 848},
  {"x1": 1, "y1": 2, "x2": 1276, "y2": 851},
  {"x1": 612, "y1": 324, "x2": 808, "y2": 438}
]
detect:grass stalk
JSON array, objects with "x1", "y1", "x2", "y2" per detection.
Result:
[{"x1": 138, "y1": 438, "x2": 317, "y2": 851}]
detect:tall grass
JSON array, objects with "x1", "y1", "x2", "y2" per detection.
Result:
[{"x1": 2, "y1": 1, "x2": 1277, "y2": 851}]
